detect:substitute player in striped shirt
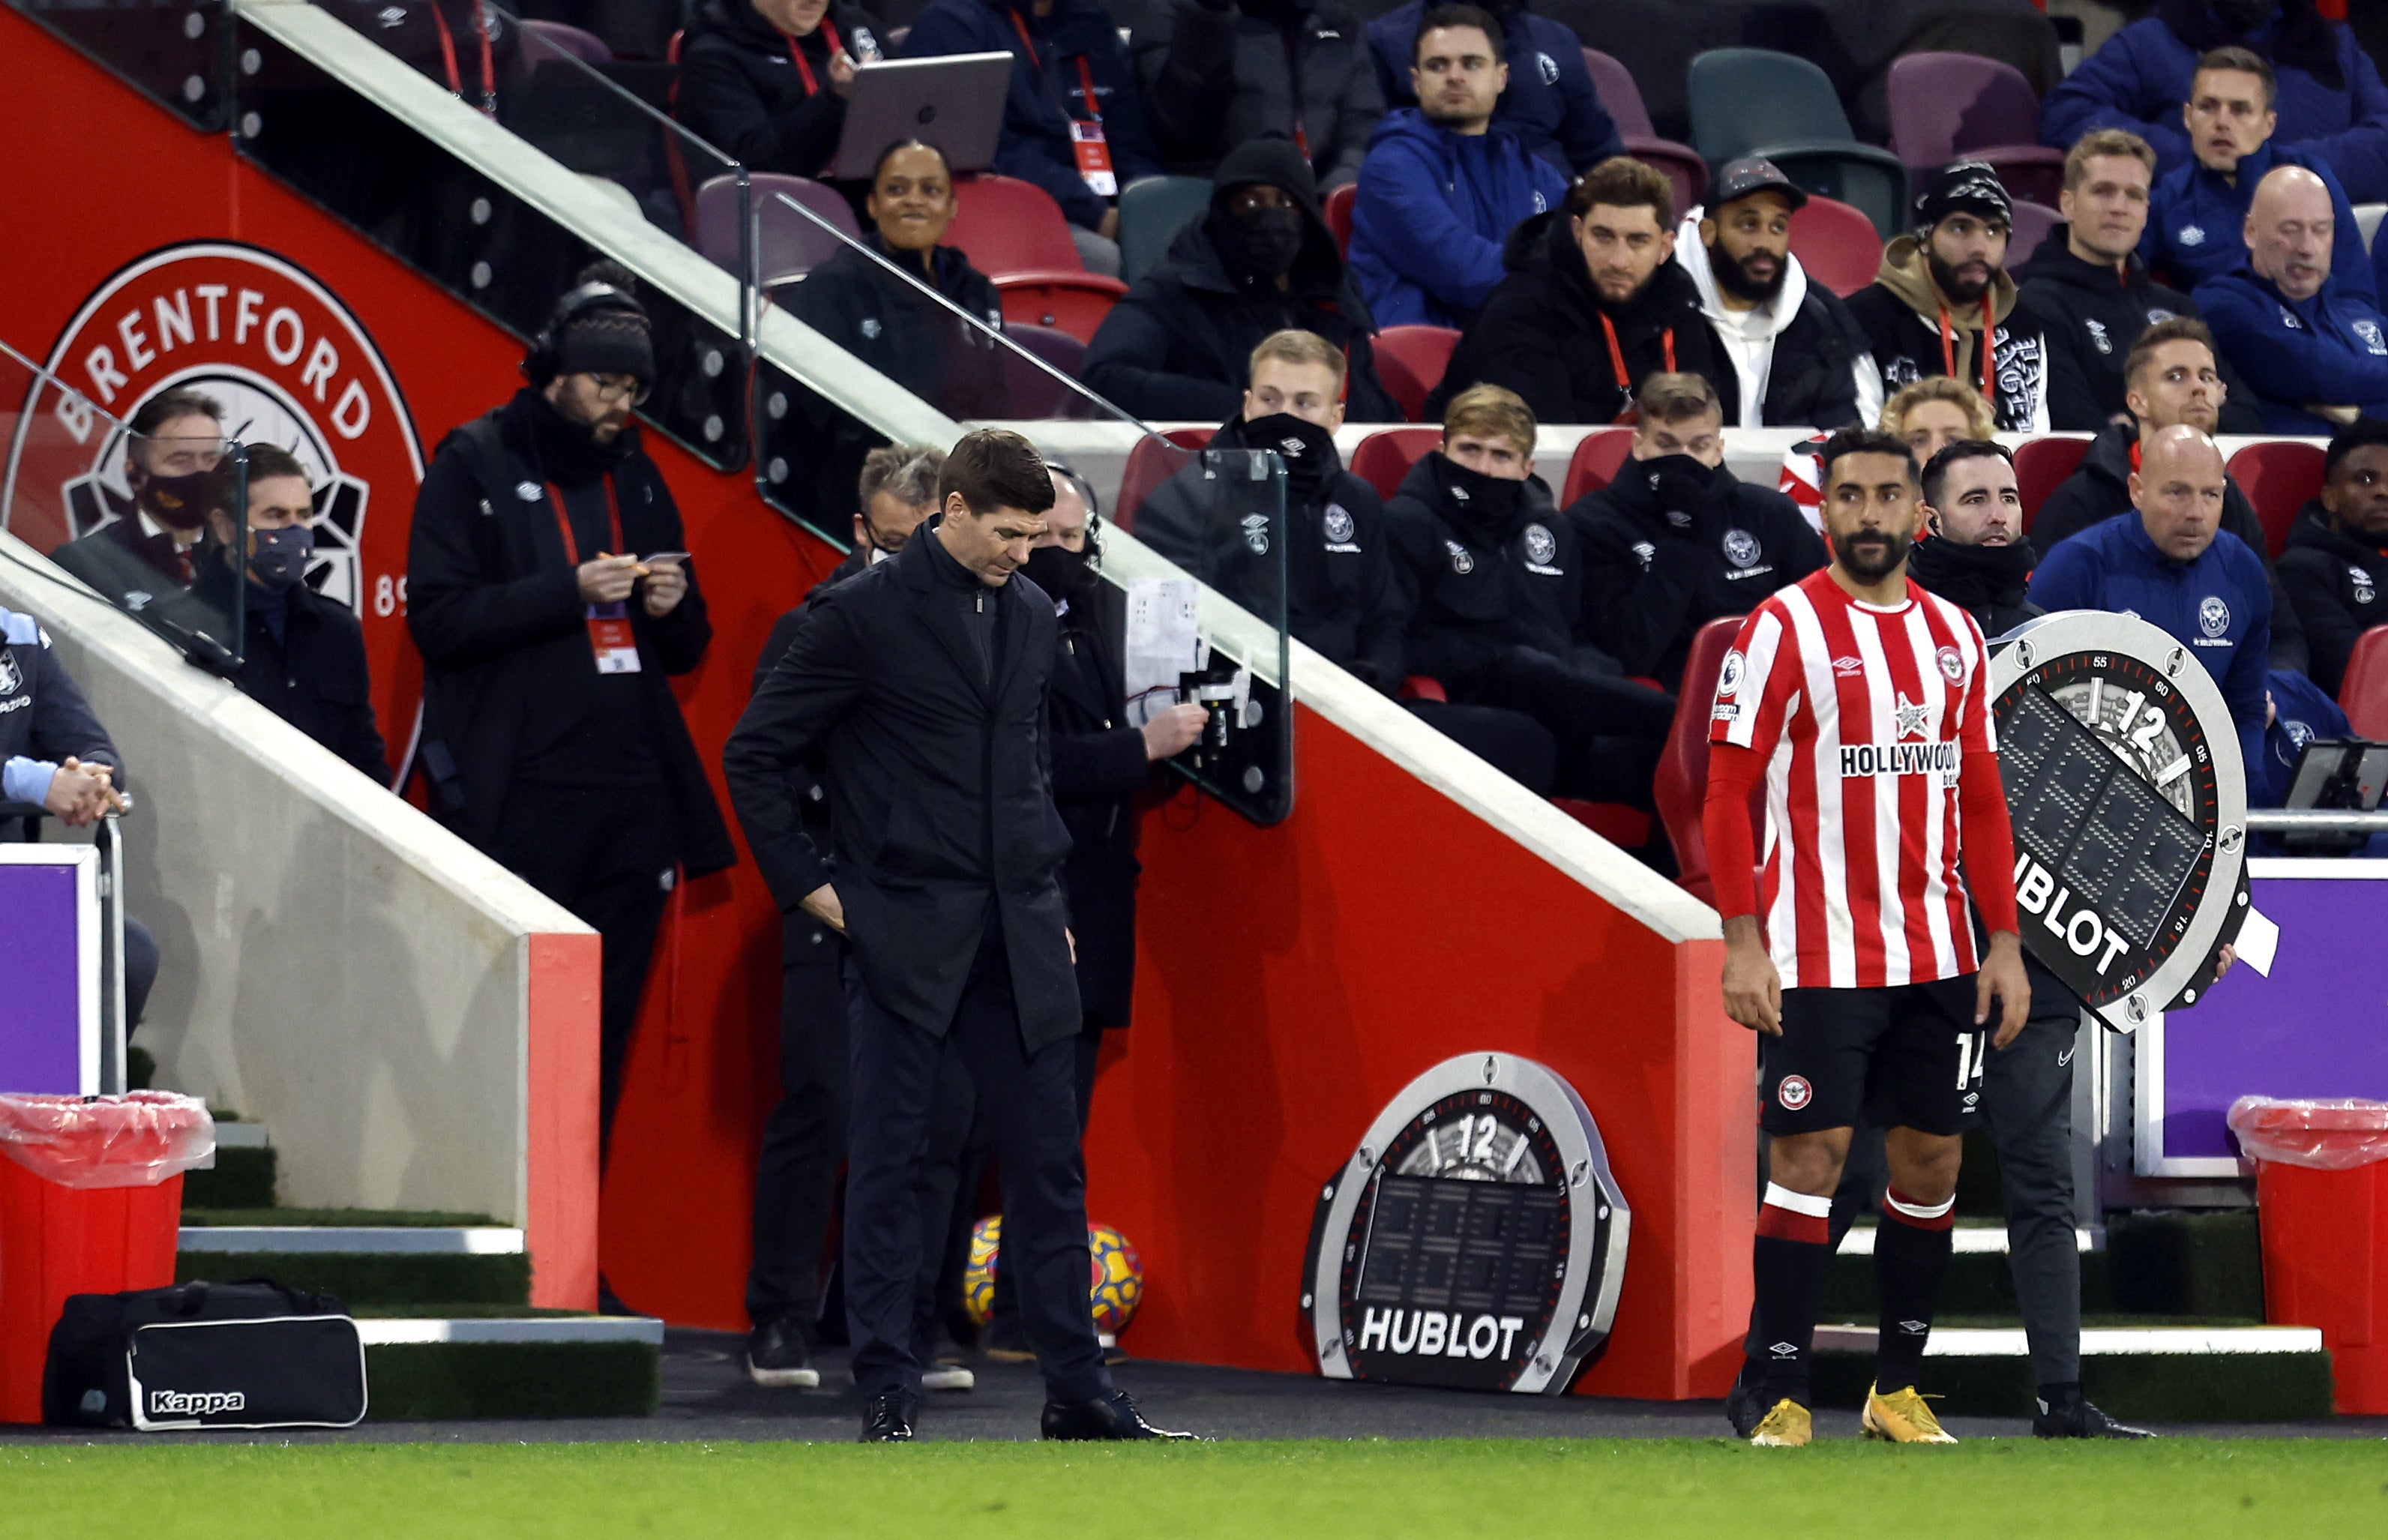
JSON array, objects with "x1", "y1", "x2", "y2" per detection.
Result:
[{"x1": 1706, "y1": 426, "x2": 2030, "y2": 1447}]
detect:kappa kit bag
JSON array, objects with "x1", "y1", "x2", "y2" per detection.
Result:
[{"x1": 42, "y1": 1278, "x2": 368, "y2": 1431}]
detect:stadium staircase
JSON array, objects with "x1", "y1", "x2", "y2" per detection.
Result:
[{"x1": 178, "y1": 1119, "x2": 659, "y2": 1419}]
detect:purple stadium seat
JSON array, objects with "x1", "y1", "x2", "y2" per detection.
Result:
[
  {"x1": 694, "y1": 173, "x2": 859, "y2": 289},
  {"x1": 520, "y1": 19, "x2": 615, "y2": 64},
  {"x1": 1886, "y1": 52, "x2": 2065, "y2": 210},
  {"x1": 998, "y1": 323, "x2": 1091, "y2": 419},
  {"x1": 2007, "y1": 199, "x2": 2060, "y2": 268},
  {"x1": 1583, "y1": 49, "x2": 1709, "y2": 214}
]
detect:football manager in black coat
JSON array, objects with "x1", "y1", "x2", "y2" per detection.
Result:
[{"x1": 722, "y1": 430, "x2": 1192, "y2": 1445}]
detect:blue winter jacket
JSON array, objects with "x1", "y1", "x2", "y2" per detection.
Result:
[
  {"x1": 2027, "y1": 511, "x2": 2273, "y2": 779},
  {"x1": 1365, "y1": 1, "x2": 1622, "y2": 177},
  {"x1": 1347, "y1": 109, "x2": 1572, "y2": 328},
  {"x1": 2040, "y1": 15, "x2": 2388, "y2": 202},
  {"x1": 2141, "y1": 138, "x2": 2372, "y2": 298},
  {"x1": 2194, "y1": 265, "x2": 2388, "y2": 433},
  {"x1": 900, "y1": 0, "x2": 1163, "y2": 230}
]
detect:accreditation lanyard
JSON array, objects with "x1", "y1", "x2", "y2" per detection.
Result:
[
  {"x1": 786, "y1": 19, "x2": 845, "y2": 96},
  {"x1": 1009, "y1": 10, "x2": 1116, "y2": 196},
  {"x1": 547, "y1": 475, "x2": 641, "y2": 674},
  {"x1": 1937, "y1": 297, "x2": 1998, "y2": 412},
  {"x1": 1598, "y1": 314, "x2": 1674, "y2": 425},
  {"x1": 1281, "y1": 30, "x2": 1309, "y2": 161},
  {"x1": 432, "y1": 0, "x2": 499, "y2": 119}
]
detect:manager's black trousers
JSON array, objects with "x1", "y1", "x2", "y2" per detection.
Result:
[{"x1": 844, "y1": 912, "x2": 1110, "y2": 1404}]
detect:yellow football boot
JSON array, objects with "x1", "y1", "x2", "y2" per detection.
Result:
[
  {"x1": 1748, "y1": 1398, "x2": 1813, "y2": 1447},
  {"x1": 1862, "y1": 1383, "x2": 1956, "y2": 1443}
]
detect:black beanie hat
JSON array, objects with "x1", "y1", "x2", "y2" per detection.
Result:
[
  {"x1": 1914, "y1": 161, "x2": 2013, "y2": 231},
  {"x1": 555, "y1": 304, "x2": 655, "y2": 384}
]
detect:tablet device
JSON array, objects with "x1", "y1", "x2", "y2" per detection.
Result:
[{"x1": 829, "y1": 52, "x2": 1014, "y2": 182}]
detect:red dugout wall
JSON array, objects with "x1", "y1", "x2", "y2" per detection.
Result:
[{"x1": 0, "y1": 10, "x2": 1750, "y2": 1398}]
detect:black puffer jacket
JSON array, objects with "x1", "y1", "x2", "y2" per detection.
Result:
[
  {"x1": 674, "y1": 0, "x2": 888, "y2": 178},
  {"x1": 2276, "y1": 500, "x2": 2388, "y2": 695},
  {"x1": 1383, "y1": 451, "x2": 1581, "y2": 691},
  {"x1": 1082, "y1": 135, "x2": 1398, "y2": 421},
  {"x1": 787, "y1": 233, "x2": 1011, "y2": 420},
  {"x1": 1428, "y1": 211, "x2": 1724, "y2": 426},
  {"x1": 2012, "y1": 227, "x2": 2264, "y2": 433},
  {"x1": 1906, "y1": 534, "x2": 2042, "y2": 640}
]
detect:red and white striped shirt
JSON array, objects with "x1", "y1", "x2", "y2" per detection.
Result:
[{"x1": 1709, "y1": 568, "x2": 1997, "y2": 989}]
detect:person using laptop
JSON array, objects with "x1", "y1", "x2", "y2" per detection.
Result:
[{"x1": 676, "y1": 0, "x2": 890, "y2": 180}]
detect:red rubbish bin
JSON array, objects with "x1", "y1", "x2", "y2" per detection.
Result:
[
  {"x1": 0, "y1": 1093, "x2": 214, "y2": 1423},
  {"x1": 2228, "y1": 1095, "x2": 2388, "y2": 1415}
]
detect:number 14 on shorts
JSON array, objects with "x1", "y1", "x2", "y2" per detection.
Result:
[{"x1": 1954, "y1": 1031, "x2": 1988, "y2": 1095}]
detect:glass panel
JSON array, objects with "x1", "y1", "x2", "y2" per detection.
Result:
[
  {"x1": 233, "y1": 7, "x2": 751, "y2": 469},
  {"x1": 7, "y1": 0, "x2": 235, "y2": 130},
  {"x1": 1, "y1": 334, "x2": 247, "y2": 671}
]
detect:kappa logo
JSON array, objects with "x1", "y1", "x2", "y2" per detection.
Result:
[
  {"x1": 1241, "y1": 514, "x2": 1271, "y2": 555},
  {"x1": 148, "y1": 1388, "x2": 245, "y2": 1418},
  {"x1": 8, "y1": 242, "x2": 424, "y2": 635},
  {"x1": 1936, "y1": 644, "x2": 1964, "y2": 682},
  {"x1": 2199, "y1": 595, "x2": 2231, "y2": 637},
  {"x1": 1832, "y1": 654, "x2": 1864, "y2": 676},
  {"x1": 2178, "y1": 223, "x2": 2205, "y2": 247},
  {"x1": 1537, "y1": 50, "x2": 1560, "y2": 85},
  {"x1": 1892, "y1": 693, "x2": 1931, "y2": 739},
  {"x1": 1721, "y1": 528, "x2": 1760, "y2": 568},
  {"x1": 1716, "y1": 648, "x2": 1747, "y2": 697},
  {"x1": 1444, "y1": 539, "x2": 1474, "y2": 574},
  {"x1": 1777, "y1": 1075, "x2": 1813, "y2": 1111},
  {"x1": 0, "y1": 652, "x2": 19, "y2": 696},
  {"x1": 1322, "y1": 503, "x2": 1356, "y2": 546},
  {"x1": 2351, "y1": 565, "x2": 2375, "y2": 604},
  {"x1": 1523, "y1": 522, "x2": 1557, "y2": 566},
  {"x1": 2084, "y1": 318, "x2": 2111, "y2": 355},
  {"x1": 2359, "y1": 319, "x2": 2388, "y2": 356}
]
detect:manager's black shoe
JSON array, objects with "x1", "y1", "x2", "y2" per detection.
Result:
[
  {"x1": 1040, "y1": 1389, "x2": 1199, "y2": 1441},
  {"x1": 2034, "y1": 1390, "x2": 2154, "y2": 1440},
  {"x1": 859, "y1": 1389, "x2": 919, "y2": 1443}
]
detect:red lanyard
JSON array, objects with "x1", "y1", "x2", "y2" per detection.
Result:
[
  {"x1": 1008, "y1": 10, "x2": 1103, "y2": 124},
  {"x1": 1937, "y1": 297, "x2": 1997, "y2": 409},
  {"x1": 787, "y1": 19, "x2": 843, "y2": 97},
  {"x1": 1282, "y1": 32, "x2": 1309, "y2": 160},
  {"x1": 1598, "y1": 315, "x2": 1673, "y2": 422},
  {"x1": 432, "y1": 0, "x2": 497, "y2": 118},
  {"x1": 546, "y1": 475, "x2": 625, "y2": 568}
]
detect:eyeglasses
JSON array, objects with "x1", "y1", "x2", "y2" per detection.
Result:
[{"x1": 588, "y1": 374, "x2": 652, "y2": 405}]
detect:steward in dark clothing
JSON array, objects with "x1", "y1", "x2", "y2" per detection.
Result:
[
  {"x1": 1365, "y1": 0, "x2": 1623, "y2": 176},
  {"x1": 900, "y1": 0, "x2": 1163, "y2": 233},
  {"x1": 1569, "y1": 457, "x2": 1825, "y2": 691},
  {"x1": 1134, "y1": 0, "x2": 1385, "y2": 190},
  {"x1": 2276, "y1": 500, "x2": 2388, "y2": 695},
  {"x1": 1427, "y1": 211, "x2": 1723, "y2": 426},
  {"x1": 674, "y1": 0, "x2": 889, "y2": 179},
  {"x1": 196, "y1": 562, "x2": 389, "y2": 783},
  {"x1": 1384, "y1": 451, "x2": 1675, "y2": 804},
  {"x1": 407, "y1": 381, "x2": 733, "y2": 1152},
  {"x1": 1907, "y1": 534, "x2": 2042, "y2": 640},
  {"x1": 788, "y1": 233, "x2": 1011, "y2": 420},
  {"x1": 2013, "y1": 228, "x2": 2263, "y2": 433},
  {"x1": 2027, "y1": 418, "x2": 2310, "y2": 672},
  {"x1": 1083, "y1": 135, "x2": 1399, "y2": 421},
  {"x1": 1132, "y1": 409, "x2": 1406, "y2": 689}
]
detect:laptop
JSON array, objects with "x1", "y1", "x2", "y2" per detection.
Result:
[{"x1": 828, "y1": 52, "x2": 1013, "y2": 182}]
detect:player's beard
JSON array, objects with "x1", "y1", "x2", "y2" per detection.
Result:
[
  {"x1": 1835, "y1": 529, "x2": 1906, "y2": 584},
  {"x1": 1710, "y1": 240, "x2": 1787, "y2": 304}
]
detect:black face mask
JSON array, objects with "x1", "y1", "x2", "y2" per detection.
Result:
[
  {"x1": 1215, "y1": 205, "x2": 1305, "y2": 288},
  {"x1": 138, "y1": 469, "x2": 215, "y2": 532},
  {"x1": 1022, "y1": 543, "x2": 1099, "y2": 609},
  {"x1": 1239, "y1": 412, "x2": 1338, "y2": 505},
  {"x1": 1640, "y1": 454, "x2": 1721, "y2": 532},
  {"x1": 1434, "y1": 454, "x2": 1524, "y2": 530}
]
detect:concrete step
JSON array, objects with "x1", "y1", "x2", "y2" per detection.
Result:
[
  {"x1": 355, "y1": 1315, "x2": 661, "y2": 1346},
  {"x1": 179, "y1": 1226, "x2": 523, "y2": 1255},
  {"x1": 351, "y1": 1314, "x2": 661, "y2": 1419}
]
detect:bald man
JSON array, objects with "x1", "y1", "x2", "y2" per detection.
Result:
[
  {"x1": 2195, "y1": 164, "x2": 2388, "y2": 433},
  {"x1": 2029, "y1": 424, "x2": 2272, "y2": 774}
]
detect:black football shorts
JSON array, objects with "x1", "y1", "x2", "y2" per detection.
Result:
[{"x1": 1760, "y1": 977, "x2": 1986, "y2": 1137}]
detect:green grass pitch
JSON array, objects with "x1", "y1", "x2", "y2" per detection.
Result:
[{"x1": 2, "y1": 1438, "x2": 2383, "y2": 1537}]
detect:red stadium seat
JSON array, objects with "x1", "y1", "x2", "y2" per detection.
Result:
[
  {"x1": 1885, "y1": 52, "x2": 2066, "y2": 209},
  {"x1": 1787, "y1": 195, "x2": 1883, "y2": 299},
  {"x1": 990, "y1": 283, "x2": 1122, "y2": 343},
  {"x1": 1325, "y1": 183, "x2": 1356, "y2": 260},
  {"x1": 1653, "y1": 616, "x2": 1754, "y2": 905},
  {"x1": 1350, "y1": 427, "x2": 1443, "y2": 499},
  {"x1": 947, "y1": 175, "x2": 1129, "y2": 344},
  {"x1": 2014, "y1": 435, "x2": 2092, "y2": 535},
  {"x1": 1112, "y1": 427, "x2": 1215, "y2": 532},
  {"x1": 1373, "y1": 325, "x2": 1461, "y2": 423},
  {"x1": 1560, "y1": 427, "x2": 1635, "y2": 506},
  {"x1": 1581, "y1": 49, "x2": 1709, "y2": 214},
  {"x1": 2339, "y1": 626, "x2": 2388, "y2": 739},
  {"x1": 2226, "y1": 439, "x2": 2327, "y2": 559}
]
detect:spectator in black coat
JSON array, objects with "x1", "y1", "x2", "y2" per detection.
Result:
[
  {"x1": 788, "y1": 140, "x2": 1011, "y2": 420},
  {"x1": 1909, "y1": 439, "x2": 2042, "y2": 640},
  {"x1": 1134, "y1": 0, "x2": 1384, "y2": 190},
  {"x1": 673, "y1": 0, "x2": 889, "y2": 180},
  {"x1": 2015, "y1": 128, "x2": 2264, "y2": 432},
  {"x1": 1428, "y1": 157, "x2": 1724, "y2": 427},
  {"x1": 1082, "y1": 134, "x2": 1399, "y2": 421},
  {"x1": 1385, "y1": 382, "x2": 1675, "y2": 806},
  {"x1": 196, "y1": 445, "x2": 388, "y2": 785},
  {"x1": 2276, "y1": 417, "x2": 2388, "y2": 695},
  {"x1": 2030, "y1": 315, "x2": 2309, "y2": 672},
  {"x1": 1571, "y1": 372, "x2": 1824, "y2": 691}
]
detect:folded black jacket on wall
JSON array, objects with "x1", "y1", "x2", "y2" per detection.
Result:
[
  {"x1": 1428, "y1": 211, "x2": 1725, "y2": 427},
  {"x1": 673, "y1": 0, "x2": 888, "y2": 178},
  {"x1": 405, "y1": 389, "x2": 733, "y2": 875},
  {"x1": 2012, "y1": 229, "x2": 2264, "y2": 433}
]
